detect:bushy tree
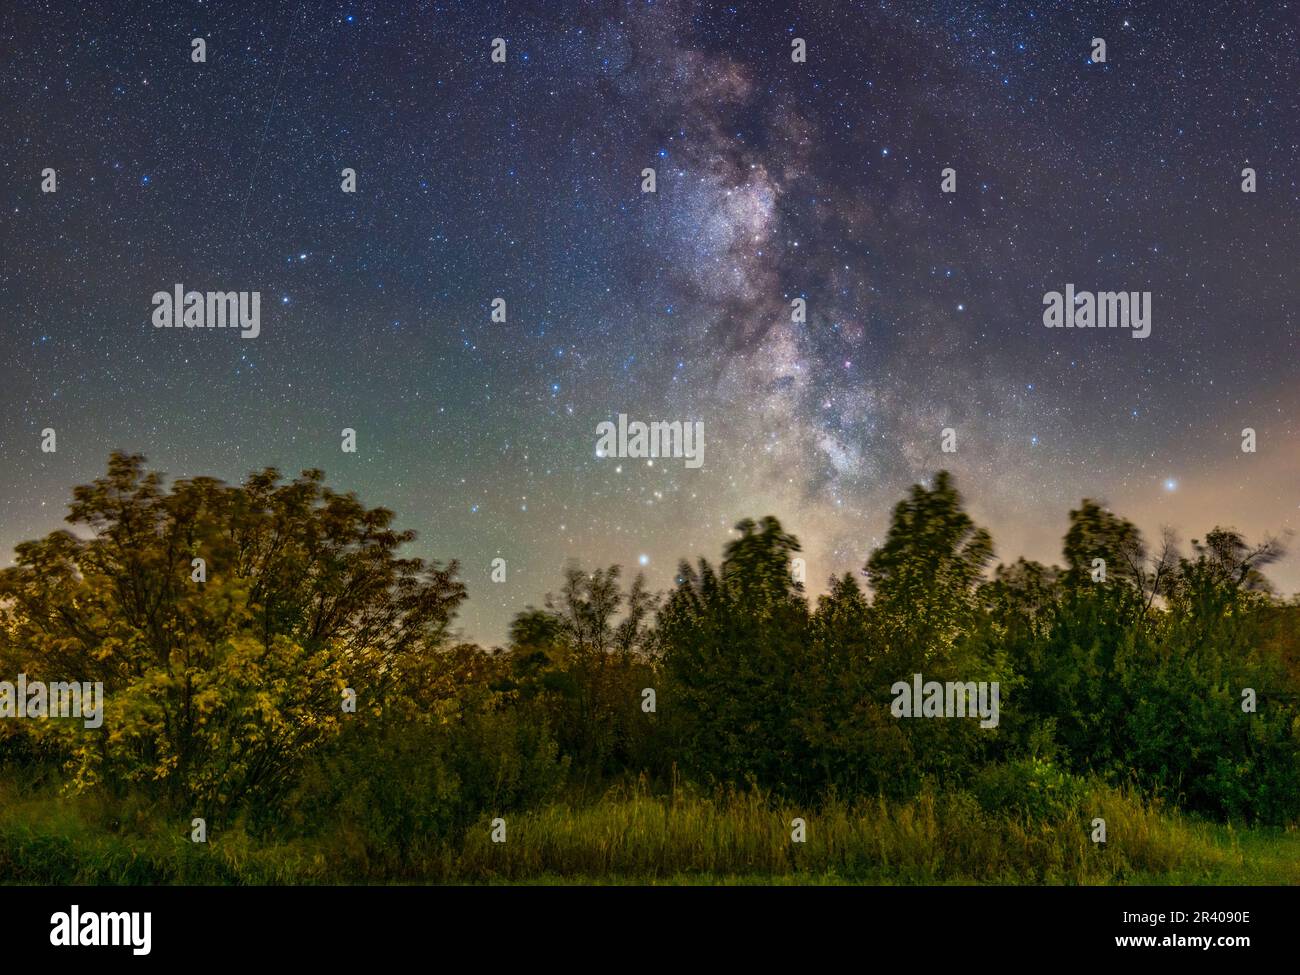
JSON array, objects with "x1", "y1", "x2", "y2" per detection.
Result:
[
  {"x1": 866, "y1": 471, "x2": 994, "y2": 673},
  {"x1": 659, "y1": 517, "x2": 810, "y2": 792},
  {"x1": 0, "y1": 453, "x2": 465, "y2": 819},
  {"x1": 504, "y1": 565, "x2": 658, "y2": 786}
]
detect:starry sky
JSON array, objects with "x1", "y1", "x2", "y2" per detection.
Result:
[{"x1": 2, "y1": 0, "x2": 1298, "y2": 646}]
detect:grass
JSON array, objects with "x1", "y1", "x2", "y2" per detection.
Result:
[{"x1": 2, "y1": 776, "x2": 1296, "y2": 885}]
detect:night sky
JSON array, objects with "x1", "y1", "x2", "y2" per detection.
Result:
[{"x1": 2, "y1": 0, "x2": 1297, "y2": 646}]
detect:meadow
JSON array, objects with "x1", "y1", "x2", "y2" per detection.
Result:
[{"x1": 3, "y1": 774, "x2": 1297, "y2": 885}]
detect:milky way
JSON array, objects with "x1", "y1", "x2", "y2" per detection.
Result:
[{"x1": 2, "y1": 1, "x2": 1297, "y2": 644}]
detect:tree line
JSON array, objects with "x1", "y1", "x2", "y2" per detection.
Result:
[{"x1": 2, "y1": 453, "x2": 1297, "y2": 848}]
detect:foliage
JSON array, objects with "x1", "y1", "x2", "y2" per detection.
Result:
[
  {"x1": 0, "y1": 453, "x2": 465, "y2": 820},
  {"x1": 2, "y1": 453, "x2": 1298, "y2": 886}
]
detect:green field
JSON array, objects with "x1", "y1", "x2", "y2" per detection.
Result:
[{"x1": 3, "y1": 782, "x2": 1296, "y2": 885}]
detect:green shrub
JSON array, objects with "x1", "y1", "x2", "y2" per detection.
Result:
[{"x1": 972, "y1": 759, "x2": 1089, "y2": 822}]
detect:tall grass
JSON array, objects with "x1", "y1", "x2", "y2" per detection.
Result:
[
  {"x1": 450, "y1": 782, "x2": 1237, "y2": 884},
  {"x1": 3, "y1": 775, "x2": 1285, "y2": 885}
]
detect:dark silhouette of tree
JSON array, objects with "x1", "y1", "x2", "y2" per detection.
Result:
[{"x1": 659, "y1": 516, "x2": 809, "y2": 792}]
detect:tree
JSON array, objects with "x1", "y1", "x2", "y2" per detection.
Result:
[
  {"x1": 660, "y1": 517, "x2": 810, "y2": 792},
  {"x1": 505, "y1": 564, "x2": 657, "y2": 785},
  {"x1": 865, "y1": 471, "x2": 994, "y2": 671},
  {"x1": 0, "y1": 453, "x2": 466, "y2": 818}
]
